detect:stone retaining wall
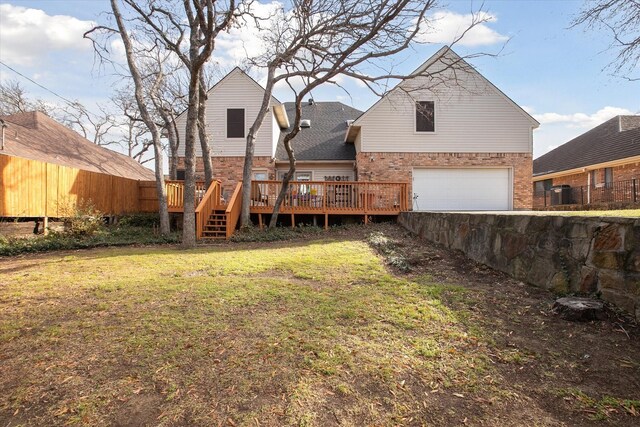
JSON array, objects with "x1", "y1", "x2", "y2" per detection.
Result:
[{"x1": 399, "y1": 212, "x2": 640, "y2": 320}]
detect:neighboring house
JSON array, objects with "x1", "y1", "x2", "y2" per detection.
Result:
[
  {"x1": 175, "y1": 47, "x2": 539, "y2": 210},
  {"x1": 533, "y1": 115, "x2": 640, "y2": 192},
  {"x1": 0, "y1": 111, "x2": 156, "y2": 217}
]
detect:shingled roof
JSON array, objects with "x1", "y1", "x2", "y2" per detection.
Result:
[
  {"x1": 0, "y1": 111, "x2": 155, "y2": 180},
  {"x1": 275, "y1": 101, "x2": 362, "y2": 161},
  {"x1": 533, "y1": 115, "x2": 640, "y2": 177}
]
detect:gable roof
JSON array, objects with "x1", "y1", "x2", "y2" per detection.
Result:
[
  {"x1": 0, "y1": 111, "x2": 155, "y2": 180},
  {"x1": 533, "y1": 115, "x2": 640, "y2": 177},
  {"x1": 276, "y1": 101, "x2": 362, "y2": 161},
  {"x1": 351, "y1": 46, "x2": 539, "y2": 129},
  {"x1": 173, "y1": 67, "x2": 289, "y2": 128}
]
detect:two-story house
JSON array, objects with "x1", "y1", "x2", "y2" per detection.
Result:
[{"x1": 174, "y1": 47, "x2": 538, "y2": 211}]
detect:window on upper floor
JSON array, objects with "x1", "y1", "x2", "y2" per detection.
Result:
[
  {"x1": 415, "y1": 101, "x2": 435, "y2": 132},
  {"x1": 176, "y1": 169, "x2": 185, "y2": 180},
  {"x1": 227, "y1": 108, "x2": 245, "y2": 138}
]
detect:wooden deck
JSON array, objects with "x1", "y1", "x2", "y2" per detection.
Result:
[
  {"x1": 248, "y1": 180, "x2": 409, "y2": 227},
  {"x1": 163, "y1": 179, "x2": 409, "y2": 238}
]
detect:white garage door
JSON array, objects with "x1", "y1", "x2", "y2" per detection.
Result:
[{"x1": 412, "y1": 168, "x2": 511, "y2": 211}]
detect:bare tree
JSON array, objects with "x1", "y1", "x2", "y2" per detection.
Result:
[
  {"x1": 58, "y1": 101, "x2": 119, "y2": 147},
  {"x1": 111, "y1": 90, "x2": 154, "y2": 164},
  {"x1": 0, "y1": 80, "x2": 45, "y2": 115},
  {"x1": 238, "y1": 0, "x2": 490, "y2": 227},
  {"x1": 107, "y1": 0, "x2": 171, "y2": 235},
  {"x1": 572, "y1": 0, "x2": 640, "y2": 80},
  {"x1": 0, "y1": 79, "x2": 121, "y2": 147},
  {"x1": 117, "y1": 0, "x2": 239, "y2": 247}
]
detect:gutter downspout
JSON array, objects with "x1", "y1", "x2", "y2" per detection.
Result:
[{"x1": 0, "y1": 119, "x2": 6, "y2": 150}]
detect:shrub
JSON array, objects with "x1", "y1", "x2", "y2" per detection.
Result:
[
  {"x1": 56, "y1": 199, "x2": 104, "y2": 237},
  {"x1": 118, "y1": 213, "x2": 160, "y2": 228}
]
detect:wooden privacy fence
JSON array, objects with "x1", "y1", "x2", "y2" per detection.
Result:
[{"x1": 0, "y1": 154, "x2": 156, "y2": 217}]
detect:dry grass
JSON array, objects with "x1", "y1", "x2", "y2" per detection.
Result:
[{"x1": 1, "y1": 227, "x2": 638, "y2": 426}]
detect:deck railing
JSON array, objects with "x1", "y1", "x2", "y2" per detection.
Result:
[
  {"x1": 249, "y1": 180, "x2": 409, "y2": 213},
  {"x1": 533, "y1": 177, "x2": 639, "y2": 208},
  {"x1": 166, "y1": 180, "x2": 206, "y2": 212},
  {"x1": 225, "y1": 182, "x2": 243, "y2": 239},
  {"x1": 194, "y1": 180, "x2": 222, "y2": 239}
]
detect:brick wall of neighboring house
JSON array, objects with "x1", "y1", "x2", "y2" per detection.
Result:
[
  {"x1": 356, "y1": 152, "x2": 533, "y2": 210},
  {"x1": 533, "y1": 161, "x2": 640, "y2": 190},
  {"x1": 176, "y1": 156, "x2": 276, "y2": 199}
]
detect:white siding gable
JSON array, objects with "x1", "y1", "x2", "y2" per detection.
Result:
[
  {"x1": 354, "y1": 50, "x2": 537, "y2": 154},
  {"x1": 176, "y1": 68, "x2": 279, "y2": 158}
]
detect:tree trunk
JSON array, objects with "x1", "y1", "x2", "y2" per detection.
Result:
[
  {"x1": 110, "y1": 0, "x2": 169, "y2": 235},
  {"x1": 240, "y1": 67, "x2": 276, "y2": 227},
  {"x1": 269, "y1": 96, "x2": 303, "y2": 228},
  {"x1": 158, "y1": 107, "x2": 180, "y2": 180},
  {"x1": 182, "y1": 72, "x2": 200, "y2": 247},
  {"x1": 198, "y1": 74, "x2": 214, "y2": 189}
]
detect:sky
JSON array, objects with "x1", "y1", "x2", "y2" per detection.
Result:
[{"x1": 0, "y1": 0, "x2": 638, "y2": 160}]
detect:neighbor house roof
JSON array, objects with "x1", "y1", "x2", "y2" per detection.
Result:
[
  {"x1": 0, "y1": 111, "x2": 155, "y2": 180},
  {"x1": 533, "y1": 115, "x2": 640, "y2": 177},
  {"x1": 275, "y1": 101, "x2": 362, "y2": 161}
]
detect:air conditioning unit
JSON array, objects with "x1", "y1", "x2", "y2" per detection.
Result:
[{"x1": 300, "y1": 119, "x2": 311, "y2": 128}]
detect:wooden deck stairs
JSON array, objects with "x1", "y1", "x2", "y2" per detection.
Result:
[{"x1": 201, "y1": 209, "x2": 227, "y2": 240}]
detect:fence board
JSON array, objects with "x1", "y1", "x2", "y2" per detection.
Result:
[{"x1": 0, "y1": 153, "x2": 154, "y2": 217}]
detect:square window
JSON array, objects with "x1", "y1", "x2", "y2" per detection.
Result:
[
  {"x1": 227, "y1": 108, "x2": 245, "y2": 138},
  {"x1": 416, "y1": 101, "x2": 435, "y2": 132}
]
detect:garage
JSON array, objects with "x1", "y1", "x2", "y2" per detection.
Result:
[{"x1": 412, "y1": 168, "x2": 512, "y2": 211}]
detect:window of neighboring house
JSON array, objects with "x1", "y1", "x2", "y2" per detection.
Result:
[
  {"x1": 590, "y1": 170, "x2": 599, "y2": 187},
  {"x1": 604, "y1": 167, "x2": 613, "y2": 187},
  {"x1": 176, "y1": 170, "x2": 186, "y2": 180},
  {"x1": 415, "y1": 101, "x2": 435, "y2": 132},
  {"x1": 226, "y1": 108, "x2": 245, "y2": 138},
  {"x1": 534, "y1": 179, "x2": 552, "y2": 193}
]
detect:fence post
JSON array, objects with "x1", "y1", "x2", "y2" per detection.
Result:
[
  {"x1": 634, "y1": 178, "x2": 637, "y2": 203},
  {"x1": 581, "y1": 187, "x2": 584, "y2": 206}
]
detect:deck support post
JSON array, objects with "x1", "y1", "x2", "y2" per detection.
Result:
[
  {"x1": 324, "y1": 213, "x2": 328, "y2": 230},
  {"x1": 43, "y1": 216, "x2": 49, "y2": 236},
  {"x1": 258, "y1": 213, "x2": 263, "y2": 230},
  {"x1": 291, "y1": 213, "x2": 295, "y2": 229},
  {"x1": 364, "y1": 215, "x2": 368, "y2": 225}
]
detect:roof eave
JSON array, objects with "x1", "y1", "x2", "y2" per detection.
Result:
[
  {"x1": 533, "y1": 154, "x2": 640, "y2": 181},
  {"x1": 344, "y1": 125, "x2": 361, "y2": 143},
  {"x1": 273, "y1": 104, "x2": 290, "y2": 129}
]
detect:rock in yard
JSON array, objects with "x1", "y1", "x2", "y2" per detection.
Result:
[{"x1": 552, "y1": 297, "x2": 606, "y2": 321}]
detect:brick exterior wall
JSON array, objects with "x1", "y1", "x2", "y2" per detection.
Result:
[
  {"x1": 533, "y1": 161, "x2": 640, "y2": 189},
  {"x1": 176, "y1": 156, "x2": 275, "y2": 199},
  {"x1": 356, "y1": 152, "x2": 533, "y2": 210}
]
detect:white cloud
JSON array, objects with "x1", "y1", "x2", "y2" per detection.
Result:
[
  {"x1": 0, "y1": 4, "x2": 95, "y2": 66},
  {"x1": 211, "y1": 1, "x2": 281, "y2": 69},
  {"x1": 532, "y1": 106, "x2": 637, "y2": 158},
  {"x1": 533, "y1": 106, "x2": 635, "y2": 129},
  {"x1": 418, "y1": 11, "x2": 508, "y2": 47}
]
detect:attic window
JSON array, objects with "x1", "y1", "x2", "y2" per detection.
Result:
[
  {"x1": 416, "y1": 101, "x2": 435, "y2": 132},
  {"x1": 227, "y1": 108, "x2": 245, "y2": 138}
]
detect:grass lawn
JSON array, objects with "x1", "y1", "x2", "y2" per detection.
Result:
[
  {"x1": 547, "y1": 209, "x2": 640, "y2": 218},
  {"x1": 1, "y1": 225, "x2": 639, "y2": 426}
]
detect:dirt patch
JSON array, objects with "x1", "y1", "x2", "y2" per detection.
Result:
[{"x1": 370, "y1": 222, "x2": 640, "y2": 426}]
